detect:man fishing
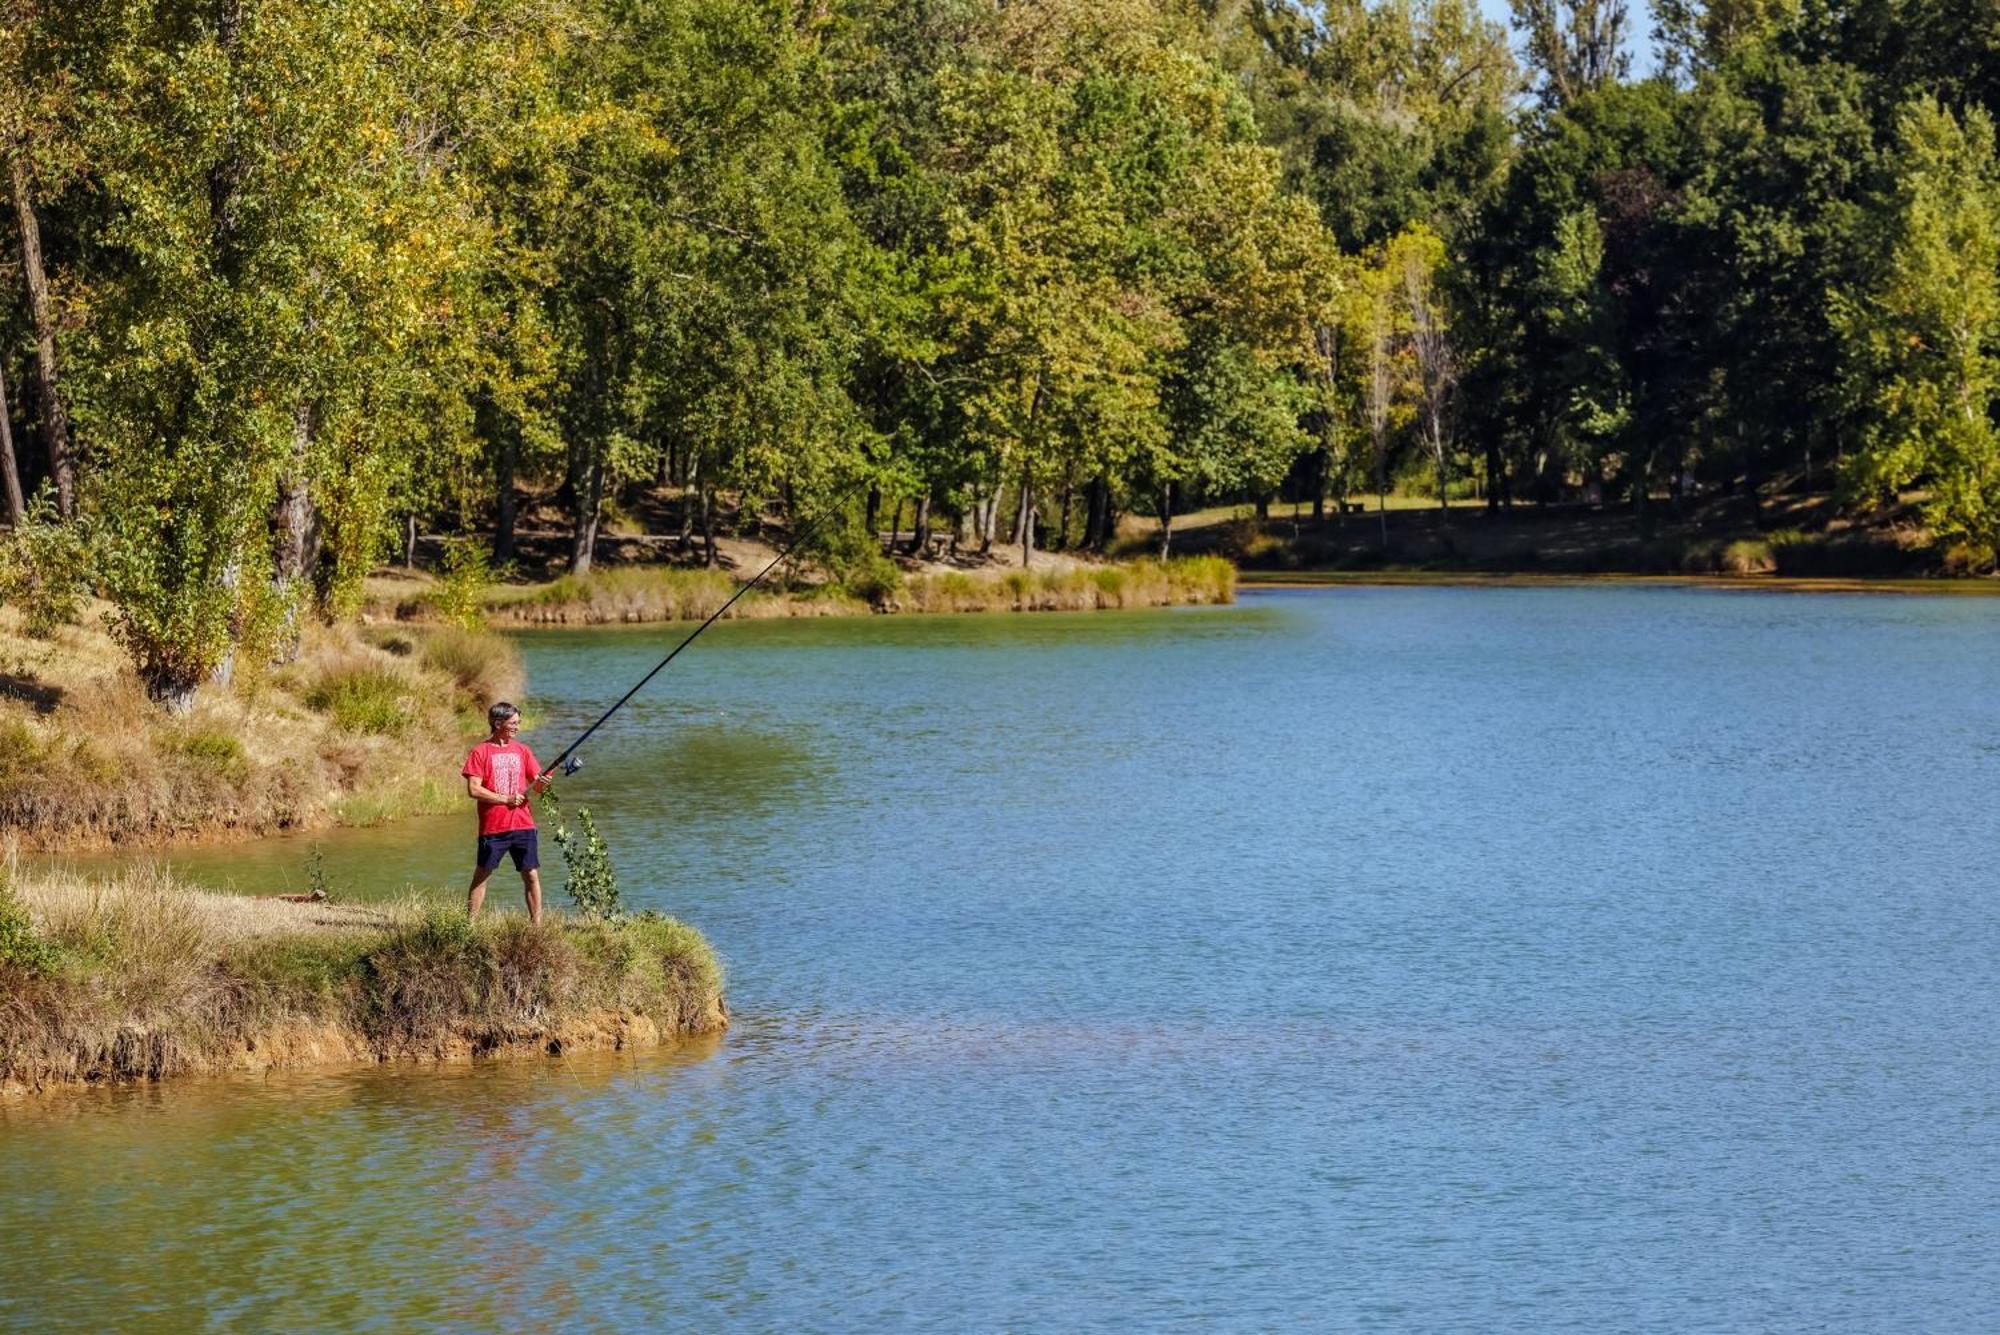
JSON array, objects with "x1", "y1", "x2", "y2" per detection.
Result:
[
  {"x1": 462, "y1": 487, "x2": 851, "y2": 925},
  {"x1": 463, "y1": 701, "x2": 551, "y2": 924}
]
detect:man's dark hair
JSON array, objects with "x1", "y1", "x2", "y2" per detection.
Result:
[{"x1": 488, "y1": 701, "x2": 520, "y2": 728}]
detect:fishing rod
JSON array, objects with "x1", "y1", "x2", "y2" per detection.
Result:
[{"x1": 535, "y1": 483, "x2": 861, "y2": 788}]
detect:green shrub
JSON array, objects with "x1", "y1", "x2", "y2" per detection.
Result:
[
  {"x1": 552, "y1": 804, "x2": 622, "y2": 921},
  {"x1": 839, "y1": 550, "x2": 904, "y2": 606},
  {"x1": 0, "y1": 719, "x2": 45, "y2": 772},
  {"x1": 0, "y1": 497, "x2": 92, "y2": 638},
  {"x1": 306, "y1": 667, "x2": 415, "y2": 735},
  {"x1": 1939, "y1": 541, "x2": 1995, "y2": 576},
  {"x1": 0, "y1": 876, "x2": 61, "y2": 975},
  {"x1": 1719, "y1": 539, "x2": 1777, "y2": 574},
  {"x1": 169, "y1": 729, "x2": 247, "y2": 781},
  {"x1": 426, "y1": 539, "x2": 491, "y2": 631}
]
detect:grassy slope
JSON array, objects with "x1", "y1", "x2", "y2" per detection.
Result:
[
  {"x1": 0, "y1": 863, "x2": 725, "y2": 1090},
  {"x1": 0, "y1": 604, "x2": 524, "y2": 850}
]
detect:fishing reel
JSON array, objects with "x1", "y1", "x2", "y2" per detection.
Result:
[{"x1": 559, "y1": 753, "x2": 585, "y2": 777}]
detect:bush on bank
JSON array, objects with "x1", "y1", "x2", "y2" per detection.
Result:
[{"x1": 0, "y1": 866, "x2": 725, "y2": 1089}]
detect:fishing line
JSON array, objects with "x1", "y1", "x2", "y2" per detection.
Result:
[{"x1": 538, "y1": 482, "x2": 863, "y2": 784}]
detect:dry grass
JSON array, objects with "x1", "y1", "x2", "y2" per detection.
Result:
[
  {"x1": 479, "y1": 565, "x2": 869, "y2": 625},
  {"x1": 369, "y1": 555, "x2": 1234, "y2": 626},
  {"x1": 0, "y1": 861, "x2": 725, "y2": 1089},
  {"x1": 899, "y1": 556, "x2": 1236, "y2": 612},
  {"x1": 0, "y1": 606, "x2": 524, "y2": 850}
]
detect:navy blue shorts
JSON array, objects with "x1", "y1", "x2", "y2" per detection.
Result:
[{"x1": 475, "y1": 829, "x2": 540, "y2": 873}]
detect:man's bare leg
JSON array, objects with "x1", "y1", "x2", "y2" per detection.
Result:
[
  {"x1": 468, "y1": 864, "x2": 496, "y2": 918},
  {"x1": 523, "y1": 868, "x2": 543, "y2": 925}
]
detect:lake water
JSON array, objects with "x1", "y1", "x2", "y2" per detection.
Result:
[{"x1": 9, "y1": 586, "x2": 2000, "y2": 1330}]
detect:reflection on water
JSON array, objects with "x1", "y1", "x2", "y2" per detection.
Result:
[{"x1": 12, "y1": 591, "x2": 2000, "y2": 1329}]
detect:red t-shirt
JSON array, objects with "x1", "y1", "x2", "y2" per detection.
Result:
[{"x1": 462, "y1": 741, "x2": 541, "y2": 836}]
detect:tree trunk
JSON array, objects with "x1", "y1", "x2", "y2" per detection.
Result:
[
  {"x1": 8, "y1": 148, "x2": 73, "y2": 519},
  {"x1": 570, "y1": 454, "x2": 603, "y2": 575},
  {"x1": 1744, "y1": 452, "x2": 1762, "y2": 527},
  {"x1": 701, "y1": 484, "x2": 718, "y2": 568},
  {"x1": 147, "y1": 669, "x2": 203, "y2": 716},
  {"x1": 1057, "y1": 482, "x2": 1073, "y2": 552},
  {"x1": 404, "y1": 513, "x2": 417, "y2": 569},
  {"x1": 911, "y1": 492, "x2": 932, "y2": 557},
  {"x1": 493, "y1": 428, "x2": 518, "y2": 562},
  {"x1": 865, "y1": 484, "x2": 880, "y2": 545},
  {"x1": 679, "y1": 454, "x2": 700, "y2": 554},
  {"x1": 1019, "y1": 476, "x2": 1035, "y2": 570},
  {"x1": 1157, "y1": 482, "x2": 1174, "y2": 559},
  {"x1": 0, "y1": 358, "x2": 23, "y2": 525},
  {"x1": 1256, "y1": 493, "x2": 1271, "y2": 521},
  {"x1": 1312, "y1": 446, "x2": 1328, "y2": 522},
  {"x1": 271, "y1": 402, "x2": 315, "y2": 662},
  {"x1": 210, "y1": 556, "x2": 241, "y2": 690},
  {"x1": 1431, "y1": 415, "x2": 1449, "y2": 527},
  {"x1": 978, "y1": 487, "x2": 996, "y2": 553},
  {"x1": 887, "y1": 496, "x2": 903, "y2": 554}
]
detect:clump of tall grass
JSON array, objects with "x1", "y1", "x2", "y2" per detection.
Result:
[
  {"x1": 411, "y1": 626, "x2": 524, "y2": 715},
  {"x1": 0, "y1": 866, "x2": 726, "y2": 1088},
  {"x1": 306, "y1": 665, "x2": 417, "y2": 735},
  {"x1": 900, "y1": 556, "x2": 1236, "y2": 613},
  {"x1": 495, "y1": 567, "x2": 749, "y2": 625},
  {"x1": 1718, "y1": 538, "x2": 1778, "y2": 574}
]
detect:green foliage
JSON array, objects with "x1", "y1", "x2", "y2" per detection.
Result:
[
  {"x1": 0, "y1": 498, "x2": 92, "y2": 639},
  {"x1": 839, "y1": 550, "x2": 905, "y2": 606},
  {"x1": 20, "y1": 0, "x2": 2000, "y2": 644},
  {"x1": 1835, "y1": 98, "x2": 2000, "y2": 549},
  {"x1": 551, "y1": 804, "x2": 623, "y2": 922},
  {"x1": 167, "y1": 729, "x2": 248, "y2": 784},
  {"x1": 426, "y1": 541, "x2": 493, "y2": 632},
  {"x1": 306, "y1": 668, "x2": 415, "y2": 736},
  {"x1": 0, "y1": 875, "x2": 61, "y2": 976}
]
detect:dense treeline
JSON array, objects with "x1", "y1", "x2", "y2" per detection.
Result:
[{"x1": 3, "y1": 0, "x2": 1999, "y2": 706}]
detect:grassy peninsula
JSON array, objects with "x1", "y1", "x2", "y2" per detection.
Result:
[
  {"x1": 0, "y1": 863, "x2": 725, "y2": 1092},
  {"x1": 371, "y1": 551, "x2": 1237, "y2": 627}
]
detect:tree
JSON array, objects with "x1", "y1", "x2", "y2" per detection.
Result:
[
  {"x1": 0, "y1": 0, "x2": 76, "y2": 518},
  {"x1": 1679, "y1": 45, "x2": 1874, "y2": 504},
  {"x1": 1834, "y1": 98, "x2": 2000, "y2": 552},
  {"x1": 1511, "y1": 0, "x2": 1631, "y2": 107},
  {"x1": 1397, "y1": 225, "x2": 1457, "y2": 516},
  {"x1": 1653, "y1": 0, "x2": 1799, "y2": 78},
  {"x1": 66, "y1": 0, "x2": 493, "y2": 702}
]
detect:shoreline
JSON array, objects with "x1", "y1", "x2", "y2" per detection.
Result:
[{"x1": 1237, "y1": 569, "x2": 2000, "y2": 597}]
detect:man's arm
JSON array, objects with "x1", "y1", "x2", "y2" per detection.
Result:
[{"x1": 466, "y1": 775, "x2": 526, "y2": 808}]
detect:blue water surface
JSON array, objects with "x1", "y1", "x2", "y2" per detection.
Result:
[{"x1": 7, "y1": 585, "x2": 2000, "y2": 1331}]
